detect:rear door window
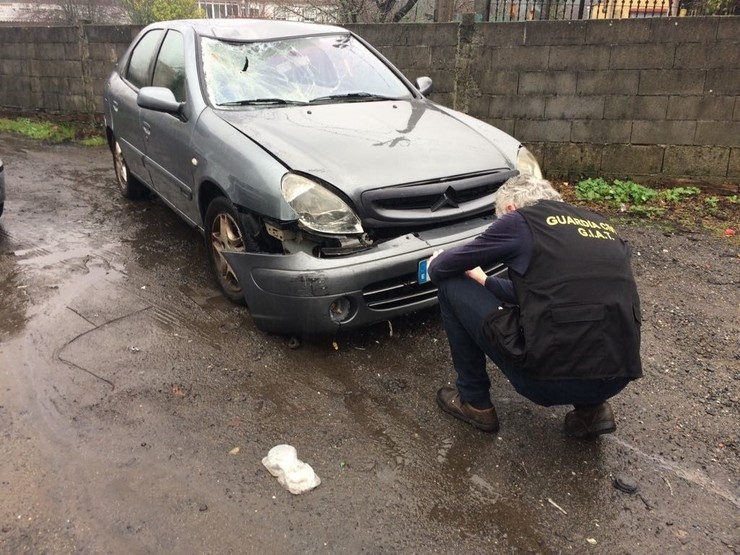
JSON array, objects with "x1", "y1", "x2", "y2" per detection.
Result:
[{"x1": 126, "y1": 29, "x2": 165, "y2": 89}]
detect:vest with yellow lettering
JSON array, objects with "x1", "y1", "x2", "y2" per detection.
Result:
[{"x1": 507, "y1": 200, "x2": 642, "y2": 380}]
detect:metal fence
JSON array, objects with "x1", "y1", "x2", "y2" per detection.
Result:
[{"x1": 486, "y1": 0, "x2": 738, "y2": 20}]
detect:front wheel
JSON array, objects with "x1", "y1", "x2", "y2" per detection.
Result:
[
  {"x1": 112, "y1": 138, "x2": 147, "y2": 199},
  {"x1": 204, "y1": 197, "x2": 258, "y2": 305}
]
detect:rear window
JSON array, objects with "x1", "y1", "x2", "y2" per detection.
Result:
[{"x1": 126, "y1": 29, "x2": 164, "y2": 89}]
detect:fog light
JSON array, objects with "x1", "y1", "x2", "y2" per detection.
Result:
[{"x1": 328, "y1": 297, "x2": 352, "y2": 323}]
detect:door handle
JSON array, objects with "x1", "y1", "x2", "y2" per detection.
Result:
[{"x1": 111, "y1": 100, "x2": 119, "y2": 112}]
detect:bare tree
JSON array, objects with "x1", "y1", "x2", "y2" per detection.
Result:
[
  {"x1": 374, "y1": 0, "x2": 421, "y2": 21},
  {"x1": 271, "y1": 0, "x2": 422, "y2": 23},
  {"x1": 29, "y1": 0, "x2": 120, "y2": 23}
]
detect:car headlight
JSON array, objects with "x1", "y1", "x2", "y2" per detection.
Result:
[
  {"x1": 516, "y1": 147, "x2": 543, "y2": 179},
  {"x1": 281, "y1": 174, "x2": 364, "y2": 235}
]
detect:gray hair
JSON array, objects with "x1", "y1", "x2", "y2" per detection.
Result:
[{"x1": 494, "y1": 174, "x2": 563, "y2": 217}]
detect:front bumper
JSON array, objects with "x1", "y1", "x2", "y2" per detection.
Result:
[{"x1": 223, "y1": 215, "x2": 505, "y2": 335}]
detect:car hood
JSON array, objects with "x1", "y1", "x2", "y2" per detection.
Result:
[{"x1": 215, "y1": 100, "x2": 515, "y2": 193}]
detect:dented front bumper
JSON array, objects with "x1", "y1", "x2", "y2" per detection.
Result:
[{"x1": 223, "y1": 215, "x2": 505, "y2": 335}]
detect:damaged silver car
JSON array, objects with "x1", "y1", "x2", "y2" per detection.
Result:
[{"x1": 103, "y1": 19, "x2": 542, "y2": 335}]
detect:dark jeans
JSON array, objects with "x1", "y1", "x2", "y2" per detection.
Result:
[{"x1": 437, "y1": 275, "x2": 630, "y2": 407}]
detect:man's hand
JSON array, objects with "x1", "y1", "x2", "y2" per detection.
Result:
[{"x1": 465, "y1": 266, "x2": 487, "y2": 286}]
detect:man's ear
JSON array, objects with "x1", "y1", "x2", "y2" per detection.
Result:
[{"x1": 505, "y1": 204, "x2": 517, "y2": 213}]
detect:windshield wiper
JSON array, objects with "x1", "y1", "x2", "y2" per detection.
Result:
[
  {"x1": 309, "y1": 92, "x2": 395, "y2": 104},
  {"x1": 218, "y1": 98, "x2": 307, "y2": 106}
]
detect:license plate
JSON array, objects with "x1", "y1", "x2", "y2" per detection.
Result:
[{"x1": 417, "y1": 258, "x2": 430, "y2": 284}]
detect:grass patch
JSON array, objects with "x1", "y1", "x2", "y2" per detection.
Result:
[
  {"x1": 0, "y1": 117, "x2": 77, "y2": 143},
  {"x1": 0, "y1": 115, "x2": 105, "y2": 145},
  {"x1": 78, "y1": 135, "x2": 107, "y2": 147}
]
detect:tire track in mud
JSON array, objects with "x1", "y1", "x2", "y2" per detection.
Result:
[{"x1": 149, "y1": 301, "x2": 229, "y2": 348}]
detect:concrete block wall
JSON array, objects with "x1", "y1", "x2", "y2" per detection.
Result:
[
  {"x1": 0, "y1": 18, "x2": 738, "y2": 189},
  {"x1": 350, "y1": 17, "x2": 739, "y2": 191},
  {"x1": 347, "y1": 23, "x2": 460, "y2": 109},
  {"x1": 0, "y1": 24, "x2": 141, "y2": 115}
]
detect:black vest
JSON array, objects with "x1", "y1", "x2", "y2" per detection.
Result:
[{"x1": 487, "y1": 201, "x2": 642, "y2": 380}]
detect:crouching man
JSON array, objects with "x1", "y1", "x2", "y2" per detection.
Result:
[{"x1": 428, "y1": 175, "x2": 642, "y2": 438}]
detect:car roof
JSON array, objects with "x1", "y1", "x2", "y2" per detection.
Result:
[{"x1": 159, "y1": 18, "x2": 349, "y2": 41}]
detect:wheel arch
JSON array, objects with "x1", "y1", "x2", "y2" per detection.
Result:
[
  {"x1": 198, "y1": 180, "x2": 226, "y2": 225},
  {"x1": 105, "y1": 126, "x2": 116, "y2": 152},
  {"x1": 198, "y1": 181, "x2": 264, "y2": 240}
]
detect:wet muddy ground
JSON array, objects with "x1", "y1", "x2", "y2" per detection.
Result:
[{"x1": 0, "y1": 134, "x2": 738, "y2": 554}]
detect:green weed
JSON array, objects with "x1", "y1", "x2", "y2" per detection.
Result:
[
  {"x1": 573, "y1": 177, "x2": 737, "y2": 235},
  {"x1": 662, "y1": 186, "x2": 700, "y2": 203},
  {"x1": 0, "y1": 117, "x2": 104, "y2": 146},
  {"x1": 0, "y1": 118, "x2": 76, "y2": 143},
  {"x1": 575, "y1": 178, "x2": 657, "y2": 206},
  {"x1": 78, "y1": 136, "x2": 107, "y2": 147},
  {"x1": 704, "y1": 196, "x2": 720, "y2": 210}
]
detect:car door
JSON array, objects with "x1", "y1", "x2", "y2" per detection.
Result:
[
  {"x1": 108, "y1": 28, "x2": 165, "y2": 186},
  {"x1": 140, "y1": 29, "x2": 200, "y2": 225}
]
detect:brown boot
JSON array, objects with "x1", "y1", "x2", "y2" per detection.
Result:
[
  {"x1": 436, "y1": 386, "x2": 499, "y2": 433},
  {"x1": 564, "y1": 402, "x2": 616, "y2": 439}
]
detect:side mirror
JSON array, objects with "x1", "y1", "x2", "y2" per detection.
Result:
[
  {"x1": 137, "y1": 86, "x2": 183, "y2": 115},
  {"x1": 415, "y1": 76, "x2": 433, "y2": 97}
]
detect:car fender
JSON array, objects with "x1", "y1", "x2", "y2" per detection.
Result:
[{"x1": 191, "y1": 109, "x2": 295, "y2": 222}]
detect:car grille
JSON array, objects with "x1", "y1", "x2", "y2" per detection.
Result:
[
  {"x1": 360, "y1": 169, "x2": 517, "y2": 228},
  {"x1": 362, "y1": 263, "x2": 506, "y2": 311}
]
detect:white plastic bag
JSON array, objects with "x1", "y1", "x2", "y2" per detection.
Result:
[{"x1": 262, "y1": 444, "x2": 321, "y2": 495}]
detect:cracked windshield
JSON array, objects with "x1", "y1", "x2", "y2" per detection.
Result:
[{"x1": 201, "y1": 34, "x2": 413, "y2": 106}]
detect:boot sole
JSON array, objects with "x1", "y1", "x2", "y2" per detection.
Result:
[{"x1": 568, "y1": 420, "x2": 617, "y2": 439}]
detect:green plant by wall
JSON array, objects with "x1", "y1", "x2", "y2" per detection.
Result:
[
  {"x1": 0, "y1": 117, "x2": 105, "y2": 146},
  {"x1": 704, "y1": 196, "x2": 720, "y2": 210},
  {"x1": 0, "y1": 118, "x2": 76, "y2": 143},
  {"x1": 572, "y1": 177, "x2": 738, "y2": 235},
  {"x1": 575, "y1": 178, "x2": 657, "y2": 206},
  {"x1": 661, "y1": 187, "x2": 700, "y2": 203}
]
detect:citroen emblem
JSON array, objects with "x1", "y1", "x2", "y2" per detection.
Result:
[{"x1": 431, "y1": 187, "x2": 459, "y2": 212}]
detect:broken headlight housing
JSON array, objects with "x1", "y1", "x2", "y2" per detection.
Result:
[
  {"x1": 516, "y1": 147, "x2": 543, "y2": 179},
  {"x1": 281, "y1": 173, "x2": 364, "y2": 235}
]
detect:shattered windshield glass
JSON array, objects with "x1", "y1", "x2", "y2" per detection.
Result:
[{"x1": 200, "y1": 33, "x2": 413, "y2": 107}]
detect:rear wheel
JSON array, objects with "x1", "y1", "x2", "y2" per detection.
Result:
[
  {"x1": 205, "y1": 197, "x2": 259, "y2": 305},
  {"x1": 112, "y1": 138, "x2": 147, "y2": 199}
]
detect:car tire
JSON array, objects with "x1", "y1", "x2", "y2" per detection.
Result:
[
  {"x1": 0, "y1": 203, "x2": 3, "y2": 218},
  {"x1": 205, "y1": 197, "x2": 258, "y2": 305},
  {"x1": 112, "y1": 138, "x2": 148, "y2": 199}
]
